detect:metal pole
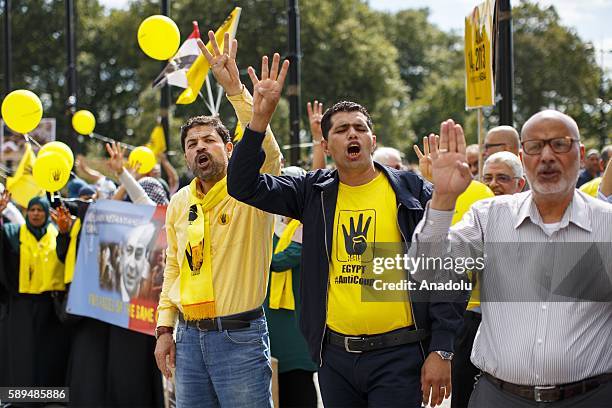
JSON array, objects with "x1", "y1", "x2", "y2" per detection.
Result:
[
  {"x1": 3, "y1": 0, "x2": 11, "y2": 97},
  {"x1": 287, "y1": 0, "x2": 301, "y2": 165},
  {"x1": 478, "y1": 109, "x2": 484, "y2": 177},
  {"x1": 160, "y1": 0, "x2": 171, "y2": 150},
  {"x1": 496, "y1": 0, "x2": 513, "y2": 126},
  {"x1": 65, "y1": 0, "x2": 79, "y2": 153}
]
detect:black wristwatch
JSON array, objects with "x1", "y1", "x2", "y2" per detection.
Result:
[{"x1": 434, "y1": 351, "x2": 454, "y2": 361}]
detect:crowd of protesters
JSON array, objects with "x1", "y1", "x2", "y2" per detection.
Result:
[{"x1": 1, "y1": 31, "x2": 612, "y2": 408}]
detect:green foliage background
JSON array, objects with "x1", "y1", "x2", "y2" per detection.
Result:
[{"x1": 0, "y1": 0, "x2": 609, "y2": 169}]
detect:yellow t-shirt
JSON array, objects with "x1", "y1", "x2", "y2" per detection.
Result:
[{"x1": 327, "y1": 173, "x2": 412, "y2": 335}]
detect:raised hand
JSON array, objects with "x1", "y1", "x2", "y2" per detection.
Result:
[
  {"x1": 50, "y1": 205, "x2": 74, "y2": 234},
  {"x1": 430, "y1": 119, "x2": 471, "y2": 210},
  {"x1": 105, "y1": 141, "x2": 126, "y2": 177},
  {"x1": 198, "y1": 31, "x2": 242, "y2": 96},
  {"x1": 413, "y1": 133, "x2": 439, "y2": 183},
  {"x1": 0, "y1": 190, "x2": 11, "y2": 213},
  {"x1": 247, "y1": 53, "x2": 290, "y2": 133},
  {"x1": 307, "y1": 100, "x2": 324, "y2": 143}
]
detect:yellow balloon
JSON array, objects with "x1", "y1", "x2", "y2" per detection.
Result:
[
  {"x1": 33, "y1": 151, "x2": 71, "y2": 192},
  {"x1": 452, "y1": 181, "x2": 495, "y2": 225},
  {"x1": 129, "y1": 146, "x2": 157, "y2": 174},
  {"x1": 137, "y1": 15, "x2": 180, "y2": 60},
  {"x1": 1, "y1": 89, "x2": 43, "y2": 134},
  {"x1": 39, "y1": 141, "x2": 74, "y2": 169},
  {"x1": 72, "y1": 110, "x2": 96, "y2": 135}
]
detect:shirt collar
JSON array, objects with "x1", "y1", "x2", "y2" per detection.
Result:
[{"x1": 513, "y1": 190, "x2": 592, "y2": 232}]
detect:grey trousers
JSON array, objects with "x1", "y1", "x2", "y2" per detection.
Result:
[{"x1": 468, "y1": 374, "x2": 612, "y2": 408}]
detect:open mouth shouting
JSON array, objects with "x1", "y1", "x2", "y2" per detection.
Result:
[
  {"x1": 347, "y1": 142, "x2": 362, "y2": 161},
  {"x1": 196, "y1": 152, "x2": 211, "y2": 169}
]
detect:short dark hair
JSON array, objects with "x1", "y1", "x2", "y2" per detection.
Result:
[
  {"x1": 320, "y1": 101, "x2": 373, "y2": 140},
  {"x1": 180, "y1": 115, "x2": 231, "y2": 152}
]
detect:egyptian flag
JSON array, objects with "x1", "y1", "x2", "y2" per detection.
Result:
[{"x1": 152, "y1": 21, "x2": 202, "y2": 89}]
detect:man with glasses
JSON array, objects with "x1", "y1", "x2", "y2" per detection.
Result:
[
  {"x1": 483, "y1": 125, "x2": 520, "y2": 160},
  {"x1": 412, "y1": 110, "x2": 612, "y2": 407},
  {"x1": 482, "y1": 152, "x2": 526, "y2": 196}
]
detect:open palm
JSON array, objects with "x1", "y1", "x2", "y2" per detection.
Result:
[{"x1": 430, "y1": 119, "x2": 471, "y2": 196}]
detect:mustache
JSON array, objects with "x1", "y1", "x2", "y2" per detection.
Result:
[
  {"x1": 537, "y1": 163, "x2": 561, "y2": 173},
  {"x1": 196, "y1": 152, "x2": 212, "y2": 162}
]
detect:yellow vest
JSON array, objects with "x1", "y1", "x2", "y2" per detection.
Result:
[
  {"x1": 19, "y1": 224, "x2": 66, "y2": 294},
  {"x1": 64, "y1": 218, "x2": 82, "y2": 284}
]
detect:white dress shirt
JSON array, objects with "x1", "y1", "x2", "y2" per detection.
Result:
[{"x1": 412, "y1": 190, "x2": 612, "y2": 385}]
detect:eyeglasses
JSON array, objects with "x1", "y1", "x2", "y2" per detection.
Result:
[
  {"x1": 521, "y1": 137, "x2": 578, "y2": 155},
  {"x1": 482, "y1": 174, "x2": 520, "y2": 184}
]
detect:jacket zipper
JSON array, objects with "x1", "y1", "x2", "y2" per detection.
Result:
[
  {"x1": 319, "y1": 191, "x2": 331, "y2": 367},
  {"x1": 397, "y1": 202, "x2": 427, "y2": 360}
]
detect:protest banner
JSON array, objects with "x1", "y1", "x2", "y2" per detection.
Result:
[{"x1": 66, "y1": 199, "x2": 167, "y2": 336}]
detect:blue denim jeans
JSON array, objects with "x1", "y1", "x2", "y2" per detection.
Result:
[{"x1": 174, "y1": 315, "x2": 273, "y2": 408}]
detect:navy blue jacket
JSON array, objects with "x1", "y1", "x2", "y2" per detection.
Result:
[{"x1": 228, "y1": 127, "x2": 464, "y2": 365}]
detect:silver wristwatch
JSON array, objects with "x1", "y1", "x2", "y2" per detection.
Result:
[{"x1": 434, "y1": 350, "x2": 454, "y2": 361}]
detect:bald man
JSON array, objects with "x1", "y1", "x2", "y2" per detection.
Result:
[
  {"x1": 483, "y1": 125, "x2": 520, "y2": 159},
  {"x1": 373, "y1": 146, "x2": 403, "y2": 170},
  {"x1": 413, "y1": 110, "x2": 612, "y2": 407},
  {"x1": 466, "y1": 144, "x2": 480, "y2": 177}
]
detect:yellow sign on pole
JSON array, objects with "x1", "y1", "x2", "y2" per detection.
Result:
[{"x1": 465, "y1": 0, "x2": 495, "y2": 109}]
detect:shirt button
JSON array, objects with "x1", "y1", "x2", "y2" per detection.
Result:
[
  {"x1": 428, "y1": 220, "x2": 434, "y2": 226},
  {"x1": 541, "y1": 304, "x2": 547, "y2": 310},
  {"x1": 537, "y1": 338, "x2": 543, "y2": 344},
  {"x1": 536, "y1": 374, "x2": 540, "y2": 379}
]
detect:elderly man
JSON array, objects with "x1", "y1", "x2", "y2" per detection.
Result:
[
  {"x1": 466, "y1": 144, "x2": 480, "y2": 177},
  {"x1": 482, "y1": 151, "x2": 526, "y2": 196},
  {"x1": 118, "y1": 223, "x2": 155, "y2": 301},
  {"x1": 412, "y1": 110, "x2": 612, "y2": 407},
  {"x1": 577, "y1": 148, "x2": 601, "y2": 187},
  {"x1": 483, "y1": 125, "x2": 520, "y2": 159},
  {"x1": 373, "y1": 146, "x2": 403, "y2": 170}
]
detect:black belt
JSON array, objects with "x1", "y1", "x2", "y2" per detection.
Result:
[
  {"x1": 485, "y1": 373, "x2": 612, "y2": 403},
  {"x1": 326, "y1": 326, "x2": 429, "y2": 353},
  {"x1": 178, "y1": 307, "x2": 263, "y2": 331}
]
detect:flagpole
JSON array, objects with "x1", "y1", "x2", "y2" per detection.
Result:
[
  {"x1": 3, "y1": 0, "x2": 11, "y2": 98},
  {"x1": 204, "y1": 73, "x2": 217, "y2": 115},
  {"x1": 160, "y1": 0, "x2": 171, "y2": 151},
  {"x1": 198, "y1": 92, "x2": 214, "y2": 115},
  {"x1": 214, "y1": 84, "x2": 224, "y2": 113}
]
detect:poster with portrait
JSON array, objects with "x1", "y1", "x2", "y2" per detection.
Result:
[{"x1": 66, "y1": 199, "x2": 167, "y2": 336}]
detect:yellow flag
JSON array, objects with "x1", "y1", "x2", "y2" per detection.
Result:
[
  {"x1": 233, "y1": 120, "x2": 244, "y2": 142},
  {"x1": 146, "y1": 124, "x2": 167, "y2": 155},
  {"x1": 176, "y1": 7, "x2": 242, "y2": 105},
  {"x1": 464, "y1": 0, "x2": 494, "y2": 108},
  {"x1": 6, "y1": 143, "x2": 44, "y2": 207}
]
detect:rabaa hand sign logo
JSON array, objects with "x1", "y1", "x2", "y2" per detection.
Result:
[{"x1": 337, "y1": 210, "x2": 375, "y2": 262}]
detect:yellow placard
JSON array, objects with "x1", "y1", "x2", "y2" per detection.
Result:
[{"x1": 465, "y1": 0, "x2": 495, "y2": 109}]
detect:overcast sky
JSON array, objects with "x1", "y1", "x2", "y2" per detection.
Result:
[{"x1": 99, "y1": 0, "x2": 611, "y2": 73}]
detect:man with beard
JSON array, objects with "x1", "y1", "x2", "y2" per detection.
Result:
[
  {"x1": 228, "y1": 103, "x2": 463, "y2": 405},
  {"x1": 412, "y1": 110, "x2": 612, "y2": 407},
  {"x1": 154, "y1": 32, "x2": 283, "y2": 407}
]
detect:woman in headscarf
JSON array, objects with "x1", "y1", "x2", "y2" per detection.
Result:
[{"x1": 0, "y1": 196, "x2": 70, "y2": 387}]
